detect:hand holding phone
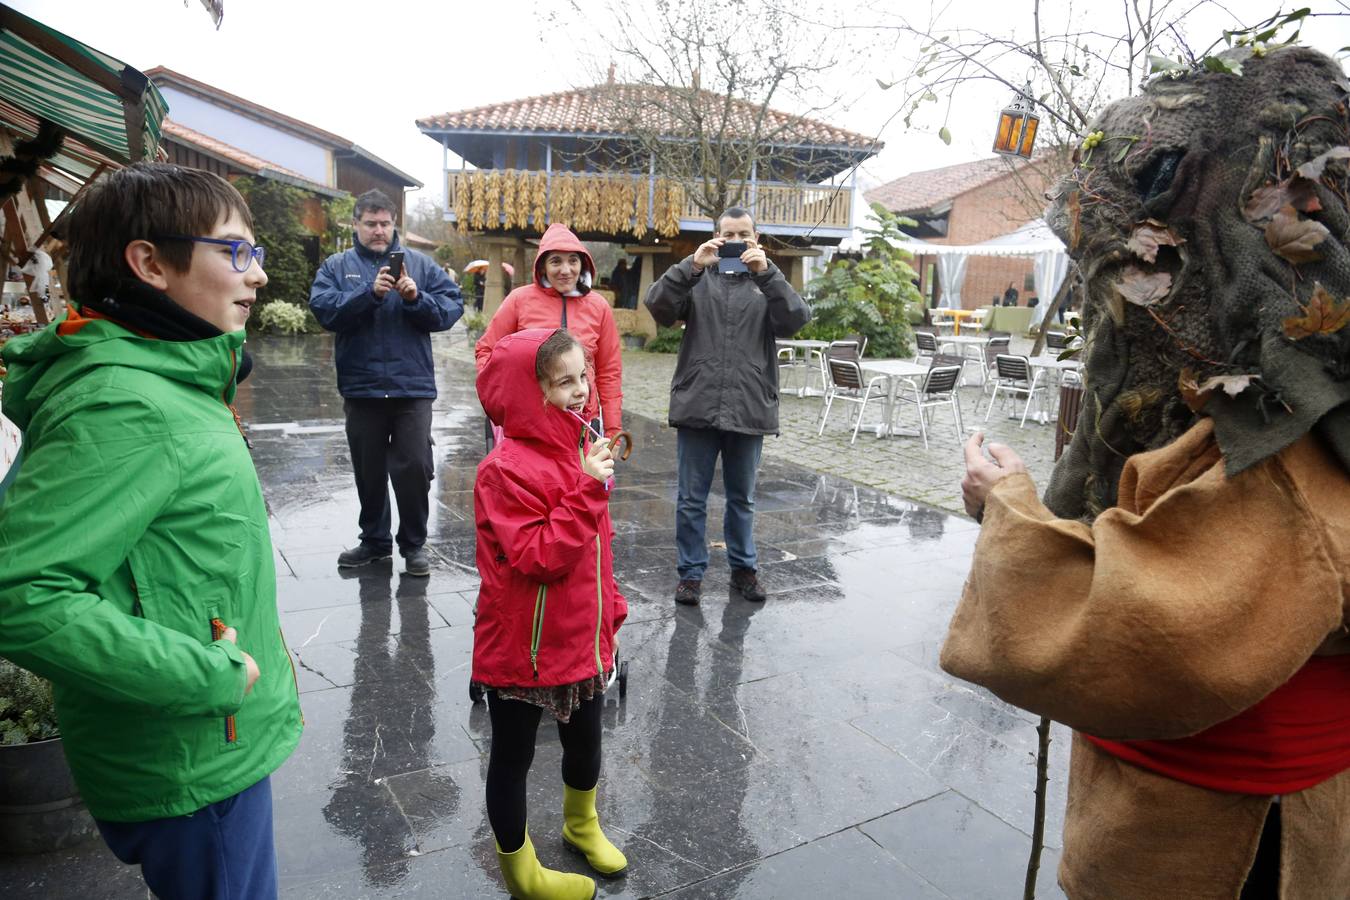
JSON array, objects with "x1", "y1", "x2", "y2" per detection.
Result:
[{"x1": 717, "y1": 241, "x2": 749, "y2": 274}]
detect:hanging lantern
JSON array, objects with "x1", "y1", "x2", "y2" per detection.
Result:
[{"x1": 992, "y1": 84, "x2": 1039, "y2": 159}]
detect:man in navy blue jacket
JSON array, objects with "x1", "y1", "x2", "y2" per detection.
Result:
[{"x1": 309, "y1": 189, "x2": 462, "y2": 575}]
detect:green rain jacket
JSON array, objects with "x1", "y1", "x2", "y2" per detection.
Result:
[{"x1": 0, "y1": 312, "x2": 302, "y2": 821}]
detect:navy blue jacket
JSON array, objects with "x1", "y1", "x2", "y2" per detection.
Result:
[{"x1": 309, "y1": 233, "x2": 463, "y2": 398}]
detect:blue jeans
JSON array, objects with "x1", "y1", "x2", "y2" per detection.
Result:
[
  {"x1": 95, "y1": 776, "x2": 277, "y2": 900},
  {"x1": 676, "y1": 428, "x2": 764, "y2": 581}
]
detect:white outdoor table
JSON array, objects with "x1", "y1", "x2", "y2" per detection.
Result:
[
  {"x1": 1022, "y1": 356, "x2": 1083, "y2": 423},
  {"x1": 862, "y1": 358, "x2": 933, "y2": 437},
  {"x1": 776, "y1": 339, "x2": 831, "y2": 397}
]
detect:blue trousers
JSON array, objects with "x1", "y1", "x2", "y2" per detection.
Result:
[
  {"x1": 675, "y1": 427, "x2": 764, "y2": 580},
  {"x1": 95, "y1": 776, "x2": 277, "y2": 900}
]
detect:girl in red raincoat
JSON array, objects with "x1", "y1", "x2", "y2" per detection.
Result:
[{"x1": 473, "y1": 327, "x2": 628, "y2": 900}]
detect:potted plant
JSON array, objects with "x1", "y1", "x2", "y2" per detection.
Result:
[
  {"x1": 0, "y1": 660, "x2": 98, "y2": 854},
  {"x1": 463, "y1": 311, "x2": 489, "y2": 342}
]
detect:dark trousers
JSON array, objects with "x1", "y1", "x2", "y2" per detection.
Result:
[
  {"x1": 95, "y1": 776, "x2": 276, "y2": 900},
  {"x1": 675, "y1": 427, "x2": 764, "y2": 580},
  {"x1": 343, "y1": 397, "x2": 434, "y2": 555},
  {"x1": 484, "y1": 692, "x2": 603, "y2": 852}
]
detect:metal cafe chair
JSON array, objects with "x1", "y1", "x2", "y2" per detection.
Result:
[
  {"x1": 984, "y1": 354, "x2": 1046, "y2": 427},
  {"x1": 817, "y1": 352, "x2": 889, "y2": 445},
  {"x1": 892, "y1": 362, "x2": 965, "y2": 450}
]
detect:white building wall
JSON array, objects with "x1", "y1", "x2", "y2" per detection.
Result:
[{"x1": 159, "y1": 87, "x2": 332, "y2": 185}]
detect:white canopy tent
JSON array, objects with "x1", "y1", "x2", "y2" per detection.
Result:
[{"x1": 896, "y1": 219, "x2": 1070, "y2": 326}]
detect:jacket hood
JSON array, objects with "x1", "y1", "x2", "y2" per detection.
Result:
[
  {"x1": 477, "y1": 328, "x2": 588, "y2": 452},
  {"x1": 533, "y1": 224, "x2": 595, "y2": 295},
  {"x1": 1, "y1": 312, "x2": 245, "y2": 430}
]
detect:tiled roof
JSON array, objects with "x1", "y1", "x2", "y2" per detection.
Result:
[
  {"x1": 161, "y1": 119, "x2": 342, "y2": 197},
  {"x1": 417, "y1": 83, "x2": 879, "y2": 152},
  {"x1": 865, "y1": 156, "x2": 1034, "y2": 213}
]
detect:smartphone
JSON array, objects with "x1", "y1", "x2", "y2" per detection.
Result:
[
  {"x1": 717, "y1": 241, "x2": 749, "y2": 274},
  {"x1": 387, "y1": 251, "x2": 405, "y2": 280}
]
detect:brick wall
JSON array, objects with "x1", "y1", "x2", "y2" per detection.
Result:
[{"x1": 923, "y1": 160, "x2": 1059, "y2": 310}]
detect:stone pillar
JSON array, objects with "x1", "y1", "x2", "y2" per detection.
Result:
[
  {"x1": 484, "y1": 243, "x2": 506, "y2": 318},
  {"x1": 773, "y1": 248, "x2": 822, "y2": 294},
  {"x1": 625, "y1": 244, "x2": 673, "y2": 339}
]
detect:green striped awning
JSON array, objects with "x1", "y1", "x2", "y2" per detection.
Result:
[{"x1": 0, "y1": 4, "x2": 167, "y2": 164}]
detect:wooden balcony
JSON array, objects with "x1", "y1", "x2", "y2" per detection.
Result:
[{"x1": 444, "y1": 169, "x2": 853, "y2": 238}]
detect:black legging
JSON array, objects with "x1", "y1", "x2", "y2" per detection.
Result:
[{"x1": 485, "y1": 691, "x2": 603, "y2": 853}]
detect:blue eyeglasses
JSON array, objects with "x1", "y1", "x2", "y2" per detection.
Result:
[{"x1": 155, "y1": 235, "x2": 266, "y2": 273}]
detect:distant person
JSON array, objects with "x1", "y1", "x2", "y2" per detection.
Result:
[
  {"x1": 443, "y1": 264, "x2": 458, "y2": 284},
  {"x1": 609, "y1": 258, "x2": 629, "y2": 294},
  {"x1": 473, "y1": 328, "x2": 628, "y2": 900},
  {"x1": 0, "y1": 162, "x2": 302, "y2": 900},
  {"x1": 475, "y1": 224, "x2": 623, "y2": 439},
  {"x1": 645, "y1": 207, "x2": 810, "y2": 607},
  {"x1": 1002, "y1": 282, "x2": 1019, "y2": 307},
  {"x1": 309, "y1": 189, "x2": 463, "y2": 576},
  {"x1": 473, "y1": 271, "x2": 485, "y2": 313}
]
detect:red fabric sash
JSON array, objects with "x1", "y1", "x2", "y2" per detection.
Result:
[{"x1": 1086, "y1": 655, "x2": 1350, "y2": 794}]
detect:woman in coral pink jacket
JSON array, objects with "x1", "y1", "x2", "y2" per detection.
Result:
[
  {"x1": 475, "y1": 223, "x2": 624, "y2": 438},
  {"x1": 473, "y1": 327, "x2": 628, "y2": 900}
]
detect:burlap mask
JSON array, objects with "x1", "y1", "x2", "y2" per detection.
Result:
[{"x1": 1043, "y1": 45, "x2": 1350, "y2": 520}]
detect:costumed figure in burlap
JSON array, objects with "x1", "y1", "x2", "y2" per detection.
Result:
[{"x1": 942, "y1": 45, "x2": 1350, "y2": 899}]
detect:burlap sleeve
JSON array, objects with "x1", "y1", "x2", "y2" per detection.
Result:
[{"x1": 941, "y1": 427, "x2": 1346, "y2": 740}]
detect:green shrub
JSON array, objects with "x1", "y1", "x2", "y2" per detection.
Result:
[
  {"x1": 254, "y1": 300, "x2": 312, "y2": 335},
  {"x1": 643, "y1": 325, "x2": 685, "y2": 353},
  {"x1": 802, "y1": 205, "x2": 923, "y2": 358},
  {"x1": 0, "y1": 660, "x2": 59, "y2": 745}
]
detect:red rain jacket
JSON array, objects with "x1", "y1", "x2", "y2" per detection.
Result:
[
  {"x1": 471, "y1": 328, "x2": 627, "y2": 688},
  {"x1": 474, "y1": 224, "x2": 624, "y2": 437}
]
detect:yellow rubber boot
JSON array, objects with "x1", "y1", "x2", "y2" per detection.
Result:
[
  {"x1": 495, "y1": 827, "x2": 596, "y2": 900},
  {"x1": 561, "y1": 785, "x2": 628, "y2": 877}
]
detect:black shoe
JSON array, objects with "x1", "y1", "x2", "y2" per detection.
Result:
[
  {"x1": 404, "y1": 548, "x2": 431, "y2": 577},
  {"x1": 730, "y1": 568, "x2": 767, "y2": 602},
  {"x1": 674, "y1": 579, "x2": 702, "y2": 606},
  {"x1": 338, "y1": 544, "x2": 392, "y2": 568}
]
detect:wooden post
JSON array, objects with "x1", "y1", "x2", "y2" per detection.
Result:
[
  {"x1": 771, "y1": 247, "x2": 822, "y2": 294},
  {"x1": 625, "y1": 244, "x2": 673, "y2": 339}
]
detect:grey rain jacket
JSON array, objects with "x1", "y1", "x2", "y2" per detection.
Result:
[{"x1": 645, "y1": 255, "x2": 810, "y2": 435}]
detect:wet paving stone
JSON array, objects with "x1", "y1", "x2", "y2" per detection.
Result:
[{"x1": 3, "y1": 330, "x2": 1073, "y2": 898}]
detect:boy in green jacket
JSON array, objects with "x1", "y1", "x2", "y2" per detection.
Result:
[{"x1": 0, "y1": 163, "x2": 302, "y2": 898}]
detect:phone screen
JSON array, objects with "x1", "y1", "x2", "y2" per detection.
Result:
[{"x1": 387, "y1": 251, "x2": 405, "y2": 280}]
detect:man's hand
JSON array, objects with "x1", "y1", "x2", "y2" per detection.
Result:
[
  {"x1": 742, "y1": 243, "x2": 768, "y2": 274},
  {"x1": 582, "y1": 437, "x2": 615, "y2": 483},
  {"x1": 373, "y1": 266, "x2": 396, "y2": 300},
  {"x1": 691, "y1": 237, "x2": 725, "y2": 273},
  {"x1": 961, "y1": 431, "x2": 1028, "y2": 520},
  {"x1": 396, "y1": 274, "x2": 418, "y2": 302},
  {"x1": 220, "y1": 626, "x2": 260, "y2": 695}
]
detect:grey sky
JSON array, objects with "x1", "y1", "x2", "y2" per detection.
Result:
[{"x1": 16, "y1": 0, "x2": 1350, "y2": 206}]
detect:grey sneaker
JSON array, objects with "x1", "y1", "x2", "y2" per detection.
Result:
[
  {"x1": 730, "y1": 568, "x2": 767, "y2": 603},
  {"x1": 404, "y1": 548, "x2": 431, "y2": 577},
  {"x1": 337, "y1": 544, "x2": 392, "y2": 568},
  {"x1": 674, "y1": 579, "x2": 702, "y2": 606}
]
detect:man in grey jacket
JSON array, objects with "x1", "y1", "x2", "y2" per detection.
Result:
[{"x1": 645, "y1": 207, "x2": 811, "y2": 606}]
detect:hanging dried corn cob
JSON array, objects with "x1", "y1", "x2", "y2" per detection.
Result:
[
  {"x1": 453, "y1": 172, "x2": 471, "y2": 233},
  {"x1": 633, "y1": 175, "x2": 650, "y2": 240},
  {"x1": 486, "y1": 170, "x2": 503, "y2": 230},
  {"x1": 500, "y1": 169, "x2": 517, "y2": 230},
  {"x1": 555, "y1": 173, "x2": 576, "y2": 228},
  {"x1": 530, "y1": 173, "x2": 547, "y2": 229}
]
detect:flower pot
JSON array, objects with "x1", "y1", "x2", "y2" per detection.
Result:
[
  {"x1": 0, "y1": 736, "x2": 98, "y2": 854},
  {"x1": 621, "y1": 333, "x2": 647, "y2": 350}
]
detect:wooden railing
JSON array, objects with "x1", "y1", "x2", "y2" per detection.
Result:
[{"x1": 445, "y1": 169, "x2": 852, "y2": 236}]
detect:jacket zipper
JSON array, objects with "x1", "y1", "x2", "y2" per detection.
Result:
[
  {"x1": 209, "y1": 617, "x2": 239, "y2": 744},
  {"x1": 530, "y1": 584, "x2": 547, "y2": 679},
  {"x1": 593, "y1": 535, "x2": 603, "y2": 676},
  {"x1": 221, "y1": 349, "x2": 252, "y2": 448}
]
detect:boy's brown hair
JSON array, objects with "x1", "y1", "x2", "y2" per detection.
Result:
[{"x1": 65, "y1": 162, "x2": 254, "y2": 302}]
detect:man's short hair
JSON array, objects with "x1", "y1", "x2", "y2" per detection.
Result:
[
  {"x1": 716, "y1": 206, "x2": 756, "y2": 232},
  {"x1": 65, "y1": 162, "x2": 253, "y2": 303},
  {"x1": 354, "y1": 189, "x2": 397, "y2": 220}
]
